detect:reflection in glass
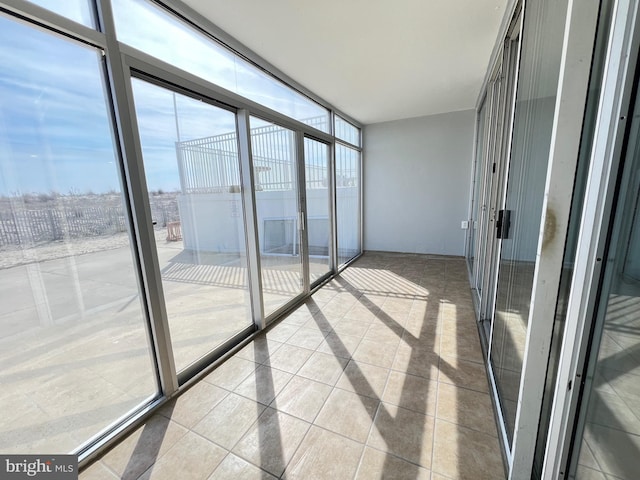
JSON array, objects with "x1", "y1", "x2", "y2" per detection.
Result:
[
  {"x1": 571, "y1": 76, "x2": 640, "y2": 480},
  {"x1": 131, "y1": 79, "x2": 252, "y2": 373},
  {"x1": 475, "y1": 65, "x2": 510, "y2": 339},
  {"x1": 0, "y1": 17, "x2": 157, "y2": 453},
  {"x1": 27, "y1": 0, "x2": 95, "y2": 27},
  {"x1": 304, "y1": 138, "x2": 331, "y2": 283},
  {"x1": 113, "y1": 0, "x2": 329, "y2": 131},
  {"x1": 478, "y1": 32, "x2": 519, "y2": 345},
  {"x1": 490, "y1": 0, "x2": 568, "y2": 445},
  {"x1": 250, "y1": 117, "x2": 303, "y2": 316},
  {"x1": 336, "y1": 144, "x2": 361, "y2": 266},
  {"x1": 470, "y1": 100, "x2": 487, "y2": 285},
  {"x1": 532, "y1": 1, "x2": 615, "y2": 474},
  {"x1": 476, "y1": 76, "x2": 503, "y2": 311},
  {"x1": 335, "y1": 116, "x2": 360, "y2": 146}
]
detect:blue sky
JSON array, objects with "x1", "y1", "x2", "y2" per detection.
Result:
[
  {"x1": 0, "y1": 0, "x2": 328, "y2": 196},
  {"x1": 132, "y1": 78, "x2": 237, "y2": 192},
  {"x1": 0, "y1": 15, "x2": 119, "y2": 196}
]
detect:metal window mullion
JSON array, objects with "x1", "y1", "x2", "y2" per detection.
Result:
[
  {"x1": 474, "y1": 99, "x2": 493, "y2": 291},
  {"x1": 484, "y1": 73, "x2": 506, "y2": 337},
  {"x1": 95, "y1": 0, "x2": 178, "y2": 395},
  {"x1": 237, "y1": 109, "x2": 265, "y2": 329},
  {"x1": 334, "y1": 138, "x2": 361, "y2": 151},
  {"x1": 0, "y1": 0, "x2": 106, "y2": 48},
  {"x1": 358, "y1": 148, "x2": 363, "y2": 258},
  {"x1": 298, "y1": 132, "x2": 310, "y2": 294},
  {"x1": 482, "y1": 63, "x2": 513, "y2": 338},
  {"x1": 466, "y1": 105, "x2": 482, "y2": 264},
  {"x1": 329, "y1": 141, "x2": 339, "y2": 273},
  {"x1": 478, "y1": 75, "x2": 500, "y2": 325},
  {"x1": 335, "y1": 138, "x2": 362, "y2": 153},
  {"x1": 477, "y1": 81, "x2": 498, "y2": 291},
  {"x1": 472, "y1": 100, "x2": 490, "y2": 292}
]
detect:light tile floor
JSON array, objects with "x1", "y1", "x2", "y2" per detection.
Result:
[
  {"x1": 576, "y1": 291, "x2": 640, "y2": 480},
  {"x1": 80, "y1": 252, "x2": 505, "y2": 480},
  {"x1": 0, "y1": 238, "x2": 328, "y2": 454}
]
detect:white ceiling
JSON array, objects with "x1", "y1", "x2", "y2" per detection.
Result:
[{"x1": 181, "y1": 0, "x2": 507, "y2": 125}]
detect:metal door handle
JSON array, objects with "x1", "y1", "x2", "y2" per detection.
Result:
[{"x1": 496, "y1": 209, "x2": 511, "y2": 239}]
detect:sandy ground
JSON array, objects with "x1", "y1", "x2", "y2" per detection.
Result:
[{"x1": 0, "y1": 232, "x2": 135, "y2": 270}]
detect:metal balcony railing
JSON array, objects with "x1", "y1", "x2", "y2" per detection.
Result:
[{"x1": 176, "y1": 117, "x2": 358, "y2": 194}]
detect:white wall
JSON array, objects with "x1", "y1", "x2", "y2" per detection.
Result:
[
  {"x1": 363, "y1": 110, "x2": 475, "y2": 256},
  {"x1": 178, "y1": 187, "x2": 358, "y2": 254}
]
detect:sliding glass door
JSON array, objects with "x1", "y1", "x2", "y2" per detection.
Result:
[
  {"x1": 476, "y1": 64, "x2": 505, "y2": 339},
  {"x1": 304, "y1": 138, "x2": 332, "y2": 284},
  {"x1": 489, "y1": 0, "x2": 568, "y2": 446},
  {"x1": 468, "y1": 0, "x2": 567, "y2": 454},
  {"x1": 250, "y1": 117, "x2": 304, "y2": 317},
  {"x1": 474, "y1": 12, "x2": 521, "y2": 343},
  {"x1": 469, "y1": 97, "x2": 488, "y2": 293},
  {"x1": 131, "y1": 79, "x2": 253, "y2": 375}
]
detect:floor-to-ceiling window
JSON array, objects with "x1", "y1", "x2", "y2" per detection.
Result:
[
  {"x1": 466, "y1": 0, "x2": 631, "y2": 476},
  {"x1": 531, "y1": 1, "x2": 615, "y2": 475},
  {"x1": 553, "y1": 7, "x2": 640, "y2": 474},
  {"x1": 0, "y1": 13, "x2": 158, "y2": 454},
  {"x1": 334, "y1": 116, "x2": 362, "y2": 268},
  {"x1": 468, "y1": 5, "x2": 522, "y2": 352},
  {"x1": 250, "y1": 117, "x2": 304, "y2": 316},
  {"x1": 488, "y1": 0, "x2": 568, "y2": 446},
  {"x1": 131, "y1": 79, "x2": 253, "y2": 374},
  {"x1": 304, "y1": 137, "x2": 332, "y2": 284},
  {"x1": 468, "y1": 0, "x2": 567, "y2": 452},
  {"x1": 0, "y1": 0, "x2": 361, "y2": 462},
  {"x1": 464, "y1": 0, "x2": 612, "y2": 475}
]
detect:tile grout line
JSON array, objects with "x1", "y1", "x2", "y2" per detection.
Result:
[
  {"x1": 352, "y1": 353, "x2": 395, "y2": 480},
  {"x1": 106, "y1": 255, "x2": 498, "y2": 480},
  {"x1": 429, "y1": 269, "x2": 446, "y2": 478},
  {"x1": 272, "y1": 304, "x2": 351, "y2": 479}
]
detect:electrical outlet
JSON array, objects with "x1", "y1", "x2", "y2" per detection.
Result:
[{"x1": 461, "y1": 220, "x2": 469, "y2": 230}]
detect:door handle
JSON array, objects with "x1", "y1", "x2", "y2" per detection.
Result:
[{"x1": 496, "y1": 209, "x2": 511, "y2": 239}]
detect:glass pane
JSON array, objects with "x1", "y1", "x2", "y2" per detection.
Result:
[
  {"x1": 131, "y1": 79, "x2": 252, "y2": 373},
  {"x1": 0, "y1": 16, "x2": 157, "y2": 453},
  {"x1": 250, "y1": 117, "x2": 302, "y2": 315},
  {"x1": 490, "y1": 0, "x2": 569, "y2": 446},
  {"x1": 336, "y1": 144, "x2": 361, "y2": 266},
  {"x1": 113, "y1": 0, "x2": 329, "y2": 132},
  {"x1": 470, "y1": 100, "x2": 487, "y2": 282},
  {"x1": 570, "y1": 53, "x2": 640, "y2": 480},
  {"x1": 476, "y1": 72, "x2": 504, "y2": 310},
  {"x1": 27, "y1": 0, "x2": 95, "y2": 28},
  {"x1": 532, "y1": 0, "x2": 615, "y2": 474},
  {"x1": 304, "y1": 138, "x2": 331, "y2": 283},
  {"x1": 335, "y1": 115, "x2": 360, "y2": 146}
]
